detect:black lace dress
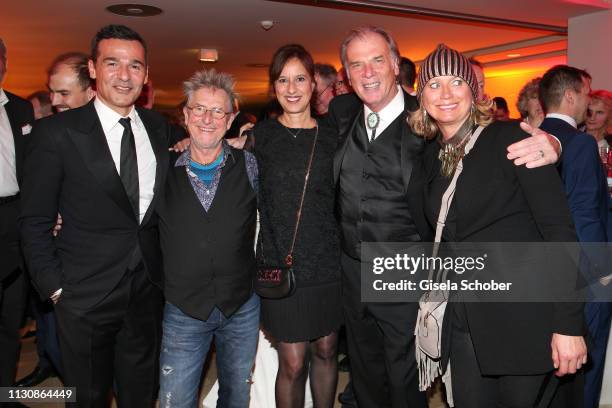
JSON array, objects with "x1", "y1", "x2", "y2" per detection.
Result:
[{"x1": 254, "y1": 118, "x2": 342, "y2": 342}]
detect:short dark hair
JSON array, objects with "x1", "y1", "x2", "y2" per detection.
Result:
[
  {"x1": 539, "y1": 65, "x2": 591, "y2": 112},
  {"x1": 91, "y1": 24, "x2": 147, "y2": 63},
  {"x1": 27, "y1": 90, "x2": 53, "y2": 117},
  {"x1": 493, "y1": 96, "x2": 509, "y2": 113},
  {"x1": 268, "y1": 44, "x2": 315, "y2": 86},
  {"x1": 399, "y1": 57, "x2": 416, "y2": 89},
  {"x1": 48, "y1": 52, "x2": 93, "y2": 90}
]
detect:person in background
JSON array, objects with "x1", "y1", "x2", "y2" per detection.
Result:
[
  {"x1": 17, "y1": 51, "x2": 98, "y2": 389},
  {"x1": 314, "y1": 63, "x2": 338, "y2": 116},
  {"x1": 47, "y1": 52, "x2": 95, "y2": 113},
  {"x1": 335, "y1": 68, "x2": 352, "y2": 96},
  {"x1": 586, "y1": 90, "x2": 612, "y2": 149},
  {"x1": 0, "y1": 36, "x2": 35, "y2": 390},
  {"x1": 399, "y1": 56, "x2": 416, "y2": 96},
  {"x1": 517, "y1": 77, "x2": 545, "y2": 128},
  {"x1": 469, "y1": 57, "x2": 486, "y2": 101},
  {"x1": 135, "y1": 79, "x2": 154, "y2": 109},
  {"x1": 493, "y1": 96, "x2": 511, "y2": 121},
  {"x1": 27, "y1": 91, "x2": 52, "y2": 119},
  {"x1": 539, "y1": 65, "x2": 610, "y2": 408}
]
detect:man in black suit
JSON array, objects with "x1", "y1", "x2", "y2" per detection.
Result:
[
  {"x1": 17, "y1": 51, "x2": 96, "y2": 389},
  {"x1": 19, "y1": 25, "x2": 170, "y2": 407},
  {"x1": 327, "y1": 26, "x2": 565, "y2": 408},
  {"x1": 0, "y1": 37, "x2": 35, "y2": 388}
]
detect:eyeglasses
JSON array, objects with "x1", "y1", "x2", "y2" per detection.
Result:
[
  {"x1": 186, "y1": 105, "x2": 231, "y2": 119},
  {"x1": 318, "y1": 82, "x2": 335, "y2": 97}
]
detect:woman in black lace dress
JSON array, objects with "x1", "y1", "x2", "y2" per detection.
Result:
[{"x1": 255, "y1": 44, "x2": 341, "y2": 408}]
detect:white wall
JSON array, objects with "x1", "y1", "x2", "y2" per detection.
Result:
[{"x1": 568, "y1": 9, "x2": 612, "y2": 91}]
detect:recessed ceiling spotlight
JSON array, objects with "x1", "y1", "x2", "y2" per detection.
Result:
[
  {"x1": 260, "y1": 20, "x2": 275, "y2": 30},
  {"x1": 507, "y1": 53, "x2": 521, "y2": 58},
  {"x1": 106, "y1": 4, "x2": 163, "y2": 17},
  {"x1": 199, "y1": 49, "x2": 219, "y2": 62}
]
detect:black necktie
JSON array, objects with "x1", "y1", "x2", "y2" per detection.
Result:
[{"x1": 118, "y1": 117, "x2": 139, "y2": 220}]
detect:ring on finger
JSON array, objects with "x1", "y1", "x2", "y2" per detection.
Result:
[{"x1": 538, "y1": 150, "x2": 545, "y2": 159}]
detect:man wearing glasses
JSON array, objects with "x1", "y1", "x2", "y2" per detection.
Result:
[
  {"x1": 314, "y1": 63, "x2": 338, "y2": 116},
  {"x1": 156, "y1": 68, "x2": 259, "y2": 408}
]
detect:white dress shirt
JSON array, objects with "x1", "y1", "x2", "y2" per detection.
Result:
[
  {"x1": 545, "y1": 113, "x2": 577, "y2": 129},
  {"x1": 94, "y1": 98, "x2": 156, "y2": 223},
  {"x1": 363, "y1": 85, "x2": 405, "y2": 142},
  {"x1": 0, "y1": 89, "x2": 19, "y2": 196}
]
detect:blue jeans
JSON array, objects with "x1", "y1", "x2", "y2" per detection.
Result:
[{"x1": 159, "y1": 294, "x2": 260, "y2": 408}]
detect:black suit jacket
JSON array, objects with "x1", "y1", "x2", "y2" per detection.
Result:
[
  {"x1": 19, "y1": 101, "x2": 170, "y2": 309},
  {"x1": 327, "y1": 91, "x2": 433, "y2": 242},
  {"x1": 0, "y1": 91, "x2": 34, "y2": 280},
  {"x1": 424, "y1": 121, "x2": 583, "y2": 375}
]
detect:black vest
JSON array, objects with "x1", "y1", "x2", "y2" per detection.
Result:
[
  {"x1": 158, "y1": 149, "x2": 257, "y2": 320},
  {"x1": 338, "y1": 112, "x2": 421, "y2": 259}
]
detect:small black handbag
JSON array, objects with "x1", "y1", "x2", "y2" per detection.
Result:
[{"x1": 255, "y1": 125, "x2": 319, "y2": 299}]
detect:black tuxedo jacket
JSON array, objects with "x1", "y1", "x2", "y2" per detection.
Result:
[
  {"x1": 326, "y1": 91, "x2": 433, "y2": 242},
  {"x1": 19, "y1": 101, "x2": 171, "y2": 309},
  {"x1": 0, "y1": 90, "x2": 34, "y2": 280}
]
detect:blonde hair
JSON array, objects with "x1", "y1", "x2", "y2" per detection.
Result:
[{"x1": 408, "y1": 97, "x2": 494, "y2": 140}]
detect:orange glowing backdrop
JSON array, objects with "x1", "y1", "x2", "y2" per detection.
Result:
[{"x1": 0, "y1": 0, "x2": 608, "y2": 115}]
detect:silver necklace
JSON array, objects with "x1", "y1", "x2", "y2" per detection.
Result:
[{"x1": 282, "y1": 126, "x2": 303, "y2": 138}]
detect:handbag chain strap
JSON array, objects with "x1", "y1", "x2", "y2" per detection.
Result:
[
  {"x1": 428, "y1": 125, "x2": 485, "y2": 282},
  {"x1": 284, "y1": 124, "x2": 319, "y2": 267}
]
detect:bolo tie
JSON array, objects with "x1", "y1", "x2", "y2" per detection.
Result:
[{"x1": 366, "y1": 112, "x2": 380, "y2": 142}]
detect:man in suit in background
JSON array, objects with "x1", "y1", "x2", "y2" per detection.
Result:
[
  {"x1": 0, "y1": 37, "x2": 35, "y2": 388},
  {"x1": 17, "y1": 51, "x2": 96, "y2": 388},
  {"x1": 48, "y1": 52, "x2": 95, "y2": 113},
  {"x1": 539, "y1": 65, "x2": 611, "y2": 408},
  {"x1": 19, "y1": 25, "x2": 170, "y2": 407}
]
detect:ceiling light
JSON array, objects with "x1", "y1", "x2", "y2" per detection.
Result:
[
  {"x1": 106, "y1": 4, "x2": 163, "y2": 17},
  {"x1": 260, "y1": 20, "x2": 275, "y2": 30},
  {"x1": 199, "y1": 49, "x2": 219, "y2": 62},
  {"x1": 507, "y1": 53, "x2": 521, "y2": 58}
]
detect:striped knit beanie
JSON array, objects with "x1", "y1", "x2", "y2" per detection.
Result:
[{"x1": 416, "y1": 44, "x2": 478, "y2": 101}]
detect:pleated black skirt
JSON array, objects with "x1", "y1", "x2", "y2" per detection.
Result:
[{"x1": 260, "y1": 281, "x2": 342, "y2": 343}]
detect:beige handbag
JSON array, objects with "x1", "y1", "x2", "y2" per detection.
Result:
[{"x1": 414, "y1": 125, "x2": 484, "y2": 405}]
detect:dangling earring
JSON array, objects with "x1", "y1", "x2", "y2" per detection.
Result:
[
  {"x1": 423, "y1": 109, "x2": 428, "y2": 124},
  {"x1": 471, "y1": 102, "x2": 476, "y2": 114}
]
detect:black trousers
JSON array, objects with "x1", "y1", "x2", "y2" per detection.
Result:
[
  {"x1": 450, "y1": 323, "x2": 557, "y2": 408},
  {"x1": 55, "y1": 264, "x2": 163, "y2": 408},
  {"x1": 341, "y1": 252, "x2": 426, "y2": 408},
  {"x1": 0, "y1": 199, "x2": 27, "y2": 386}
]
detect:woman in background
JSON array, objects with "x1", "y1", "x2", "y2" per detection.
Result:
[
  {"x1": 517, "y1": 77, "x2": 545, "y2": 128},
  {"x1": 586, "y1": 90, "x2": 612, "y2": 149}
]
